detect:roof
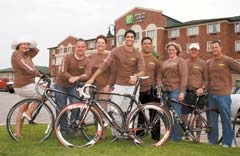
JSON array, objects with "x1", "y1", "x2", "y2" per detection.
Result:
[
  {"x1": 166, "y1": 15, "x2": 240, "y2": 28},
  {"x1": 0, "y1": 66, "x2": 49, "y2": 74}
]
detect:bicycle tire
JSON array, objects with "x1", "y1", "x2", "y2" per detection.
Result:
[
  {"x1": 188, "y1": 107, "x2": 219, "y2": 143},
  {"x1": 127, "y1": 102, "x2": 173, "y2": 146},
  {"x1": 54, "y1": 102, "x2": 103, "y2": 148},
  {"x1": 233, "y1": 111, "x2": 240, "y2": 147},
  {"x1": 6, "y1": 98, "x2": 54, "y2": 142}
]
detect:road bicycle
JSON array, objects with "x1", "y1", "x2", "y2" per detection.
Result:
[
  {"x1": 54, "y1": 76, "x2": 172, "y2": 147},
  {"x1": 232, "y1": 107, "x2": 240, "y2": 147},
  {"x1": 148, "y1": 88, "x2": 221, "y2": 144},
  {"x1": 6, "y1": 74, "x2": 84, "y2": 142}
]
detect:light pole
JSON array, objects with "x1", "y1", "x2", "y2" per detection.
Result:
[{"x1": 107, "y1": 24, "x2": 116, "y2": 47}]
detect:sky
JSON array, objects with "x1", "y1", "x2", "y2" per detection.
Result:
[{"x1": 1, "y1": 0, "x2": 240, "y2": 69}]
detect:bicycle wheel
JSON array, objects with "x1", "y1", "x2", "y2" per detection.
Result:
[
  {"x1": 97, "y1": 99, "x2": 124, "y2": 137},
  {"x1": 233, "y1": 111, "x2": 240, "y2": 147},
  {"x1": 6, "y1": 99, "x2": 54, "y2": 142},
  {"x1": 188, "y1": 107, "x2": 219, "y2": 143},
  {"x1": 54, "y1": 102, "x2": 103, "y2": 148},
  {"x1": 127, "y1": 102, "x2": 173, "y2": 146}
]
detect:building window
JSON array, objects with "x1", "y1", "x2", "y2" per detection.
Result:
[
  {"x1": 118, "y1": 35, "x2": 124, "y2": 43},
  {"x1": 88, "y1": 41, "x2": 95, "y2": 49},
  {"x1": 110, "y1": 39, "x2": 115, "y2": 47},
  {"x1": 59, "y1": 48, "x2": 64, "y2": 54},
  {"x1": 135, "y1": 32, "x2": 140, "y2": 40},
  {"x1": 67, "y1": 47, "x2": 72, "y2": 53},
  {"x1": 169, "y1": 29, "x2": 180, "y2": 38},
  {"x1": 235, "y1": 40, "x2": 240, "y2": 52},
  {"x1": 207, "y1": 41, "x2": 213, "y2": 52},
  {"x1": 51, "y1": 49, "x2": 56, "y2": 55},
  {"x1": 147, "y1": 30, "x2": 156, "y2": 39},
  {"x1": 235, "y1": 22, "x2": 240, "y2": 33},
  {"x1": 51, "y1": 58, "x2": 56, "y2": 65},
  {"x1": 187, "y1": 26, "x2": 199, "y2": 36},
  {"x1": 208, "y1": 23, "x2": 220, "y2": 34}
]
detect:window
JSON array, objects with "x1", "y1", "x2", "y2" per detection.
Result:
[
  {"x1": 88, "y1": 41, "x2": 95, "y2": 49},
  {"x1": 51, "y1": 49, "x2": 56, "y2": 55},
  {"x1": 135, "y1": 32, "x2": 140, "y2": 40},
  {"x1": 207, "y1": 41, "x2": 213, "y2": 52},
  {"x1": 235, "y1": 40, "x2": 240, "y2": 52},
  {"x1": 187, "y1": 26, "x2": 199, "y2": 36},
  {"x1": 208, "y1": 23, "x2": 220, "y2": 34},
  {"x1": 169, "y1": 29, "x2": 180, "y2": 38},
  {"x1": 118, "y1": 35, "x2": 124, "y2": 43},
  {"x1": 67, "y1": 47, "x2": 72, "y2": 53},
  {"x1": 235, "y1": 22, "x2": 240, "y2": 33},
  {"x1": 51, "y1": 58, "x2": 56, "y2": 65},
  {"x1": 110, "y1": 39, "x2": 115, "y2": 47},
  {"x1": 59, "y1": 48, "x2": 64, "y2": 54},
  {"x1": 147, "y1": 30, "x2": 156, "y2": 39}
]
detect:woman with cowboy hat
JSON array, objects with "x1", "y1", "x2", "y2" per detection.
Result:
[{"x1": 11, "y1": 38, "x2": 41, "y2": 138}]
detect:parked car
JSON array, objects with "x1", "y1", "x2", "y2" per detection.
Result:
[
  {"x1": 6, "y1": 81, "x2": 14, "y2": 93},
  {"x1": 0, "y1": 78, "x2": 10, "y2": 92}
]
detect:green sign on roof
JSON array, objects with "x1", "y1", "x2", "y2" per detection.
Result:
[{"x1": 126, "y1": 14, "x2": 134, "y2": 25}]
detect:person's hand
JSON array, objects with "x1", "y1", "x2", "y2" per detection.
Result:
[
  {"x1": 102, "y1": 85, "x2": 111, "y2": 93},
  {"x1": 68, "y1": 76, "x2": 79, "y2": 83},
  {"x1": 86, "y1": 78, "x2": 95, "y2": 84},
  {"x1": 178, "y1": 92, "x2": 184, "y2": 101},
  {"x1": 129, "y1": 75, "x2": 137, "y2": 85},
  {"x1": 196, "y1": 88, "x2": 204, "y2": 96}
]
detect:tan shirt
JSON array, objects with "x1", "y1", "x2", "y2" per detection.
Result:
[
  {"x1": 100, "y1": 46, "x2": 145, "y2": 86},
  {"x1": 187, "y1": 58, "x2": 208, "y2": 90},
  {"x1": 88, "y1": 51, "x2": 113, "y2": 89},
  {"x1": 11, "y1": 48, "x2": 39, "y2": 88},
  {"x1": 160, "y1": 57, "x2": 188, "y2": 92},
  {"x1": 56, "y1": 53, "x2": 91, "y2": 87},
  {"x1": 208, "y1": 55, "x2": 240, "y2": 95},
  {"x1": 140, "y1": 54, "x2": 160, "y2": 92}
]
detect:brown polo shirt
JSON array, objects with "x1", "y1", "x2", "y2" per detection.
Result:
[
  {"x1": 56, "y1": 53, "x2": 91, "y2": 87},
  {"x1": 187, "y1": 58, "x2": 208, "y2": 90},
  {"x1": 161, "y1": 57, "x2": 188, "y2": 92},
  {"x1": 100, "y1": 46, "x2": 145, "y2": 86},
  {"x1": 208, "y1": 55, "x2": 240, "y2": 95}
]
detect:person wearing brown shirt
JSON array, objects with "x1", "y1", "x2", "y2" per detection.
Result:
[
  {"x1": 207, "y1": 40, "x2": 240, "y2": 147},
  {"x1": 136, "y1": 37, "x2": 161, "y2": 141},
  {"x1": 87, "y1": 35, "x2": 114, "y2": 137},
  {"x1": 182, "y1": 43, "x2": 208, "y2": 142},
  {"x1": 55, "y1": 39, "x2": 91, "y2": 133},
  {"x1": 160, "y1": 42, "x2": 188, "y2": 141},
  {"x1": 87, "y1": 30, "x2": 145, "y2": 137},
  {"x1": 11, "y1": 39, "x2": 40, "y2": 138}
]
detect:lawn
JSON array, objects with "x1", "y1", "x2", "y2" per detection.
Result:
[{"x1": 0, "y1": 126, "x2": 239, "y2": 156}]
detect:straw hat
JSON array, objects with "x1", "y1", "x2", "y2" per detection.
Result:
[{"x1": 11, "y1": 39, "x2": 37, "y2": 50}]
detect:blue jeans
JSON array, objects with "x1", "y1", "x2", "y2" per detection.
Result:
[
  {"x1": 55, "y1": 84, "x2": 81, "y2": 130},
  {"x1": 164, "y1": 89, "x2": 183, "y2": 141},
  {"x1": 207, "y1": 94, "x2": 233, "y2": 146}
]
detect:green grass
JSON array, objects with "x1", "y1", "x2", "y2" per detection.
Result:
[{"x1": 0, "y1": 126, "x2": 239, "y2": 156}]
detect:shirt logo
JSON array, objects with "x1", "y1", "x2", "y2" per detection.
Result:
[
  {"x1": 79, "y1": 66, "x2": 84, "y2": 69},
  {"x1": 218, "y1": 63, "x2": 225, "y2": 67},
  {"x1": 130, "y1": 58, "x2": 136, "y2": 61},
  {"x1": 149, "y1": 62, "x2": 155, "y2": 65},
  {"x1": 193, "y1": 65, "x2": 200, "y2": 69}
]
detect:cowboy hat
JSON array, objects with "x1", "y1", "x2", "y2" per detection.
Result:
[{"x1": 11, "y1": 39, "x2": 37, "y2": 50}]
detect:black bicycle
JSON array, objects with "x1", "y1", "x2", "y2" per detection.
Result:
[
  {"x1": 6, "y1": 74, "x2": 84, "y2": 142},
  {"x1": 54, "y1": 76, "x2": 172, "y2": 147}
]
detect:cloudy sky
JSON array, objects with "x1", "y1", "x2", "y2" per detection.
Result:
[{"x1": 1, "y1": 0, "x2": 240, "y2": 69}]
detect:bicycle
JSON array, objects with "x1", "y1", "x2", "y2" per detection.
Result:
[
  {"x1": 232, "y1": 107, "x2": 240, "y2": 147},
  {"x1": 54, "y1": 76, "x2": 172, "y2": 147},
  {"x1": 6, "y1": 74, "x2": 84, "y2": 142},
  {"x1": 149, "y1": 87, "x2": 220, "y2": 144}
]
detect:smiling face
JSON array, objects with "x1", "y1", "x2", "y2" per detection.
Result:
[
  {"x1": 141, "y1": 38, "x2": 152, "y2": 54},
  {"x1": 124, "y1": 32, "x2": 135, "y2": 47},
  {"x1": 211, "y1": 42, "x2": 222, "y2": 57},
  {"x1": 75, "y1": 40, "x2": 86, "y2": 57},
  {"x1": 189, "y1": 48, "x2": 199, "y2": 59},
  {"x1": 96, "y1": 38, "x2": 107, "y2": 52},
  {"x1": 167, "y1": 45, "x2": 178, "y2": 58},
  {"x1": 17, "y1": 42, "x2": 30, "y2": 52}
]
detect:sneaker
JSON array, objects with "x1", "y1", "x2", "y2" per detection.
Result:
[
  {"x1": 222, "y1": 144, "x2": 231, "y2": 148},
  {"x1": 22, "y1": 112, "x2": 31, "y2": 121}
]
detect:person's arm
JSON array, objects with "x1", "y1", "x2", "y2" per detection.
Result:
[
  {"x1": 178, "y1": 58, "x2": 188, "y2": 101},
  {"x1": 87, "y1": 68, "x2": 103, "y2": 84}
]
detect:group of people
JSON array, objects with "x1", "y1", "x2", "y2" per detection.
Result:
[{"x1": 11, "y1": 29, "x2": 240, "y2": 148}]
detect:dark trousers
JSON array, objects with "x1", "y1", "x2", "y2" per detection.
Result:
[{"x1": 137, "y1": 90, "x2": 160, "y2": 140}]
